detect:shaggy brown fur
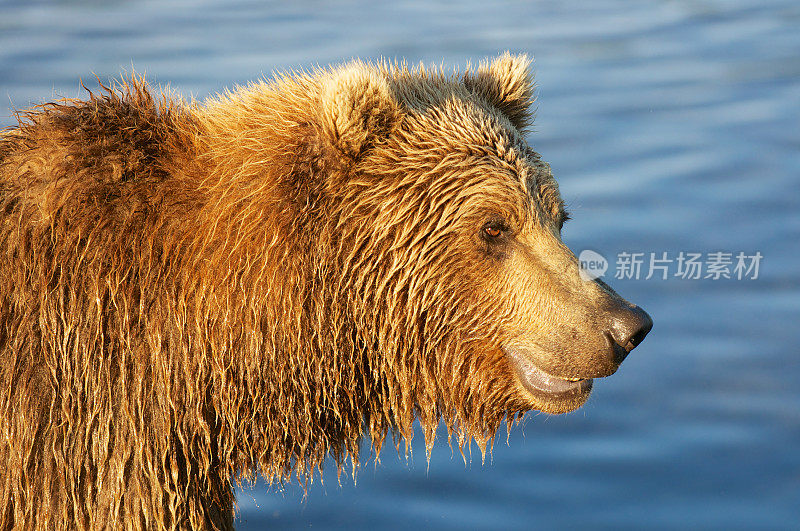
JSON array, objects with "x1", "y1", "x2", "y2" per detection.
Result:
[{"x1": 0, "y1": 54, "x2": 649, "y2": 529}]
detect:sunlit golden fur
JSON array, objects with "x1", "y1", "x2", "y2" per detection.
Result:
[{"x1": 0, "y1": 54, "x2": 588, "y2": 529}]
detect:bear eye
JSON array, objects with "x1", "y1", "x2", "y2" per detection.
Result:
[
  {"x1": 485, "y1": 226, "x2": 502, "y2": 237},
  {"x1": 482, "y1": 222, "x2": 505, "y2": 239}
]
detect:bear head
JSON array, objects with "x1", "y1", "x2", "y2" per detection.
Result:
[{"x1": 308, "y1": 54, "x2": 652, "y2": 444}]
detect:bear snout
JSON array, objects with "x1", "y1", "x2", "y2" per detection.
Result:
[{"x1": 604, "y1": 303, "x2": 653, "y2": 366}]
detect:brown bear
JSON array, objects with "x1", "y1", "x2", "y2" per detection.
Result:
[{"x1": 0, "y1": 54, "x2": 652, "y2": 529}]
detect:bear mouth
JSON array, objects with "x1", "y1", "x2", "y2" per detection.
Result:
[{"x1": 505, "y1": 347, "x2": 593, "y2": 399}]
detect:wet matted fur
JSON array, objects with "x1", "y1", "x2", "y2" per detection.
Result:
[{"x1": 1, "y1": 55, "x2": 598, "y2": 529}]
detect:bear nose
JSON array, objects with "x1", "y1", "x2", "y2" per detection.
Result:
[{"x1": 606, "y1": 304, "x2": 653, "y2": 364}]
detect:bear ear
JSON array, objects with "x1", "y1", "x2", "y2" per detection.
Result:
[
  {"x1": 463, "y1": 53, "x2": 535, "y2": 131},
  {"x1": 319, "y1": 63, "x2": 402, "y2": 161}
]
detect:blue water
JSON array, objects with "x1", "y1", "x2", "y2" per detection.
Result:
[{"x1": 2, "y1": 1, "x2": 798, "y2": 528}]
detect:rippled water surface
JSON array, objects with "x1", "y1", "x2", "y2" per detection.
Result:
[{"x1": 2, "y1": 1, "x2": 798, "y2": 528}]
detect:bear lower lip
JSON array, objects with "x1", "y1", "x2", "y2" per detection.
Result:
[{"x1": 505, "y1": 347, "x2": 593, "y2": 397}]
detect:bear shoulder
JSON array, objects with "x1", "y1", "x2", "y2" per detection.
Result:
[{"x1": 0, "y1": 77, "x2": 196, "y2": 227}]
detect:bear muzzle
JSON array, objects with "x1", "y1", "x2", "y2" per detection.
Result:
[
  {"x1": 505, "y1": 300, "x2": 652, "y2": 413},
  {"x1": 506, "y1": 347, "x2": 594, "y2": 397},
  {"x1": 606, "y1": 302, "x2": 653, "y2": 366}
]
